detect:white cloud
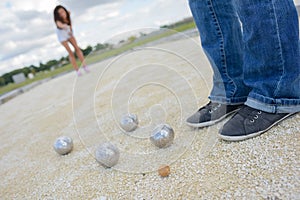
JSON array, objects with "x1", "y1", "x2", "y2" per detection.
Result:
[{"x1": 3, "y1": 41, "x2": 17, "y2": 50}]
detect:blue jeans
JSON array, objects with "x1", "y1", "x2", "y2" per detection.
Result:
[{"x1": 189, "y1": 0, "x2": 300, "y2": 113}]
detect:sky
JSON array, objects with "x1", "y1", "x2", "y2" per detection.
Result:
[
  {"x1": 0, "y1": 0, "x2": 193, "y2": 75},
  {"x1": 0, "y1": 0, "x2": 299, "y2": 76}
]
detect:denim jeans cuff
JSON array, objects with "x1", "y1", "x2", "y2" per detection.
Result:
[
  {"x1": 246, "y1": 97, "x2": 300, "y2": 113},
  {"x1": 209, "y1": 95, "x2": 247, "y2": 105}
]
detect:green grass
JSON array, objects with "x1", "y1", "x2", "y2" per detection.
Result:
[
  {"x1": 172, "y1": 21, "x2": 196, "y2": 32},
  {"x1": 0, "y1": 65, "x2": 73, "y2": 95},
  {"x1": 0, "y1": 21, "x2": 196, "y2": 96},
  {"x1": 87, "y1": 21, "x2": 196, "y2": 65}
]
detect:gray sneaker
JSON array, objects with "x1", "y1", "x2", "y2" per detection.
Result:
[
  {"x1": 219, "y1": 105, "x2": 294, "y2": 141},
  {"x1": 186, "y1": 101, "x2": 241, "y2": 128}
]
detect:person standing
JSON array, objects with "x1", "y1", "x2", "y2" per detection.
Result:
[
  {"x1": 54, "y1": 5, "x2": 89, "y2": 76},
  {"x1": 186, "y1": 0, "x2": 300, "y2": 141}
]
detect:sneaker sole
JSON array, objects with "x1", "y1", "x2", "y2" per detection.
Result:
[
  {"x1": 219, "y1": 113, "x2": 294, "y2": 142},
  {"x1": 186, "y1": 109, "x2": 239, "y2": 128}
]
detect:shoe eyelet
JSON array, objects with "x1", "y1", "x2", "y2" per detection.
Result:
[
  {"x1": 209, "y1": 110, "x2": 213, "y2": 113},
  {"x1": 257, "y1": 111, "x2": 262, "y2": 114},
  {"x1": 254, "y1": 115, "x2": 258, "y2": 119},
  {"x1": 250, "y1": 119, "x2": 255, "y2": 123}
]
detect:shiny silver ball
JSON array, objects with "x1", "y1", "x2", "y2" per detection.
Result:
[
  {"x1": 53, "y1": 136, "x2": 73, "y2": 155},
  {"x1": 120, "y1": 113, "x2": 138, "y2": 132},
  {"x1": 150, "y1": 124, "x2": 175, "y2": 148},
  {"x1": 95, "y1": 142, "x2": 120, "y2": 168}
]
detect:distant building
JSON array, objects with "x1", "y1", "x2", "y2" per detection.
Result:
[
  {"x1": 12, "y1": 73, "x2": 26, "y2": 84},
  {"x1": 28, "y1": 73, "x2": 34, "y2": 79}
]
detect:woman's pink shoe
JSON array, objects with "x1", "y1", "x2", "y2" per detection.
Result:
[
  {"x1": 76, "y1": 70, "x2": 82, "y2": 76},
  {"x1": 83, "y1": 65, "x2": 90, "y2": 73}
]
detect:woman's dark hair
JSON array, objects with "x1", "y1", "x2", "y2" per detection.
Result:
[{"x1": 53, "y1": 5, "x2": 71, "y2": 29}]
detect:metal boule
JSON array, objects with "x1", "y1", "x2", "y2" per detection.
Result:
[{"x1": 150, "y1": 124, "x2": 174, "y2": 148}]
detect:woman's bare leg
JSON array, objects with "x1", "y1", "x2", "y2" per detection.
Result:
[
  {"x1": 68, "y1": 36, "x2": 86, "y2": 66},
  {"x1": 61, "y1": 41, "x2": 79, "y2": 71}
]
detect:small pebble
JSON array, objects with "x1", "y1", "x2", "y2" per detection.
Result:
[{"x1": 158, "y1": 165, "x2": 170, "y2": 177}]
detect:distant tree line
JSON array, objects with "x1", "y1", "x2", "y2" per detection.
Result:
[
  {"x1": 0, "y1": 43, "x2": 110, "y2": 87},
  {"x1": 160, "y1": 17, "x2": 194, "y2": 29}
]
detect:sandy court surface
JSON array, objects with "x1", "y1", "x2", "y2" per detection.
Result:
[{"x1": 0, "y1": 37, "x2": 299, "y2": 199}]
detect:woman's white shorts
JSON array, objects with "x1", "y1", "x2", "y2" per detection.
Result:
[{"x1": 56, "y1": 26, "x2": 72, "y2": 42}]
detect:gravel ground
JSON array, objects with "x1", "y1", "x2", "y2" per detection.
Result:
[{"x1": 0, "y1": 36, "x2": 299, "y2": 199}]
